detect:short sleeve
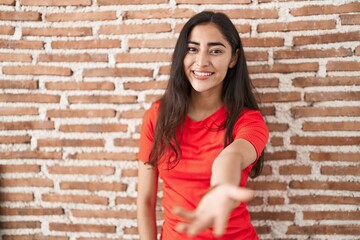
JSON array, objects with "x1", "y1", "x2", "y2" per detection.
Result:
[
  {"x1": 137, "y1": 103, "x2": 159, "y2": 162},
  {"x1": 234, "y1": 109, "x2": 269, "y2": 158}
]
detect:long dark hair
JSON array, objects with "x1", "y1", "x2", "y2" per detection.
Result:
[{"x1": 147, "y1": 11, "x2": 265, "y2": 178}]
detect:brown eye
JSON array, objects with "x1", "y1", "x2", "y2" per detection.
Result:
[
  {"x1": 210, "y1": 49, "x2": 222, "y2": 54},
  {"x1": 187, "y1": 47, "x2": 198, "y2": 53}
]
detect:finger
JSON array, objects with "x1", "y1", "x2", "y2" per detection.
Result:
[
  {"x1": 228, "y1": 186, "x2": 254, "y2": 202},
  {"x1": 172, "y1": 206, "x2": 196, "y2": 221},
  {"x1": 187, "y1": 216, "x2": 213, "y2": 237},
  {"x1": 212, "y1": 212, "x2": 230, "y2": 237},
  {"x1": 175, "y1": 222, "x2": 188, "y2": 233}
]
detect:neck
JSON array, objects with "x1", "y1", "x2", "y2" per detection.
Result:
[{"x1": 188, "y1": 91, "x2": 223, "y2": 121}]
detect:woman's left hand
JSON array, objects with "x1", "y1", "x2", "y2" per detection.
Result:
[{"x1": 172, "y1": 183, "x2": 254, "y2": 237}]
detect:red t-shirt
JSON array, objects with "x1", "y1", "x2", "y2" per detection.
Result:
[{"x1": 138, "y1": 101, "x2": 269, "y2": 240}]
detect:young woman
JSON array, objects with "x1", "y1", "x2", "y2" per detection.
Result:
[{"x1": 137, "y1": 11, "x2": 269, "y2": 240}]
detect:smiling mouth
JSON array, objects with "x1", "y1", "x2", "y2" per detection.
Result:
[{"x1": 192, "y1": 71, "x2": 214, "y2": 77}]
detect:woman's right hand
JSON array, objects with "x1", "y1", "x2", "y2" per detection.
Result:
[{"x1": 172, "y1": 183, "x2": 254, "y2": 237}]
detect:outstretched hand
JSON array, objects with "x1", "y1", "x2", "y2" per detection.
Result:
[{"x1": 172, "y1": 183, "x2": 254, "y2": 237}]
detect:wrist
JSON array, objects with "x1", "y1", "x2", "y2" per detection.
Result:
[
  {"x1": 206, "y1": 183, "x2": 241, "y2": 207},
  {"x1": 210, "y1": 182, "x2": 235, "y2": 188},
  {"x1": 207, "y1": 183, "x2": 233, "y2": 194}
]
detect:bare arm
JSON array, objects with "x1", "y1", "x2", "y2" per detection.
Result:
[
  {"x1": 211, "y1": 138, "x2": 257, "y2": 186},
  {"x1": 137, "y1": 161, "x2": 159, "y2": 240},
  {"x1": 173, "y1": 138, "x2": 257, "y2": 237}
]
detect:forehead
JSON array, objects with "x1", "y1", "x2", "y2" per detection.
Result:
[{"x1": 188, "y1": 23, "x2": 228, "y2": 44}]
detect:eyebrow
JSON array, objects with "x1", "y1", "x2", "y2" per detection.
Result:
[{"x1": 187, "y1": 41, "x2": 226, "y2": 48}]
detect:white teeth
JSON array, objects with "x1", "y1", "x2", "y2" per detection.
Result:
[{"x1": 193, "y1": 71, "x2": 212, "y2": 76}]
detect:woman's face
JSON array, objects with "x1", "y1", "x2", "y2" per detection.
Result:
[{"x1": 183, "y1": 23, "x2": 238, "y2": 97}]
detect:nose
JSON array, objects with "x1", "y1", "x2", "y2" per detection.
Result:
[{"x1": 195, "y1": 51, "x2": 210, "y2": 67}]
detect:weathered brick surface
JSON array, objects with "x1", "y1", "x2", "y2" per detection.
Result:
[
  {"x1": 45, "y1": 11, "x2": 117, "y2": 22},
  {"x1": 0, "y1": 0, "x2": 359, "y2": 239},
  {"x1": 0, "y1": 25, "x2": 15, "y2": 35},
  {"x1": 0, "y1": 11, "x2": 40, "y2": 21}
]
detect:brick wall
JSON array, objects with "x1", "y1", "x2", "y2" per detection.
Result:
[{"x1": 0, "y1": 0, "x2": 359, "y2": 239}]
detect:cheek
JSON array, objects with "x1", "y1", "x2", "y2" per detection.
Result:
[
  {"x1": 216, "y1": 61, "x2": 231, "y2": 74},
  {"x1": 183, "y1": 55, "x2": 193, "y2": 69}
]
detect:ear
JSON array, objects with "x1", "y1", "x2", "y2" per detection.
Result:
[{"x1": 228, "y1": 48, "x2": 239, "y2": 69}]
